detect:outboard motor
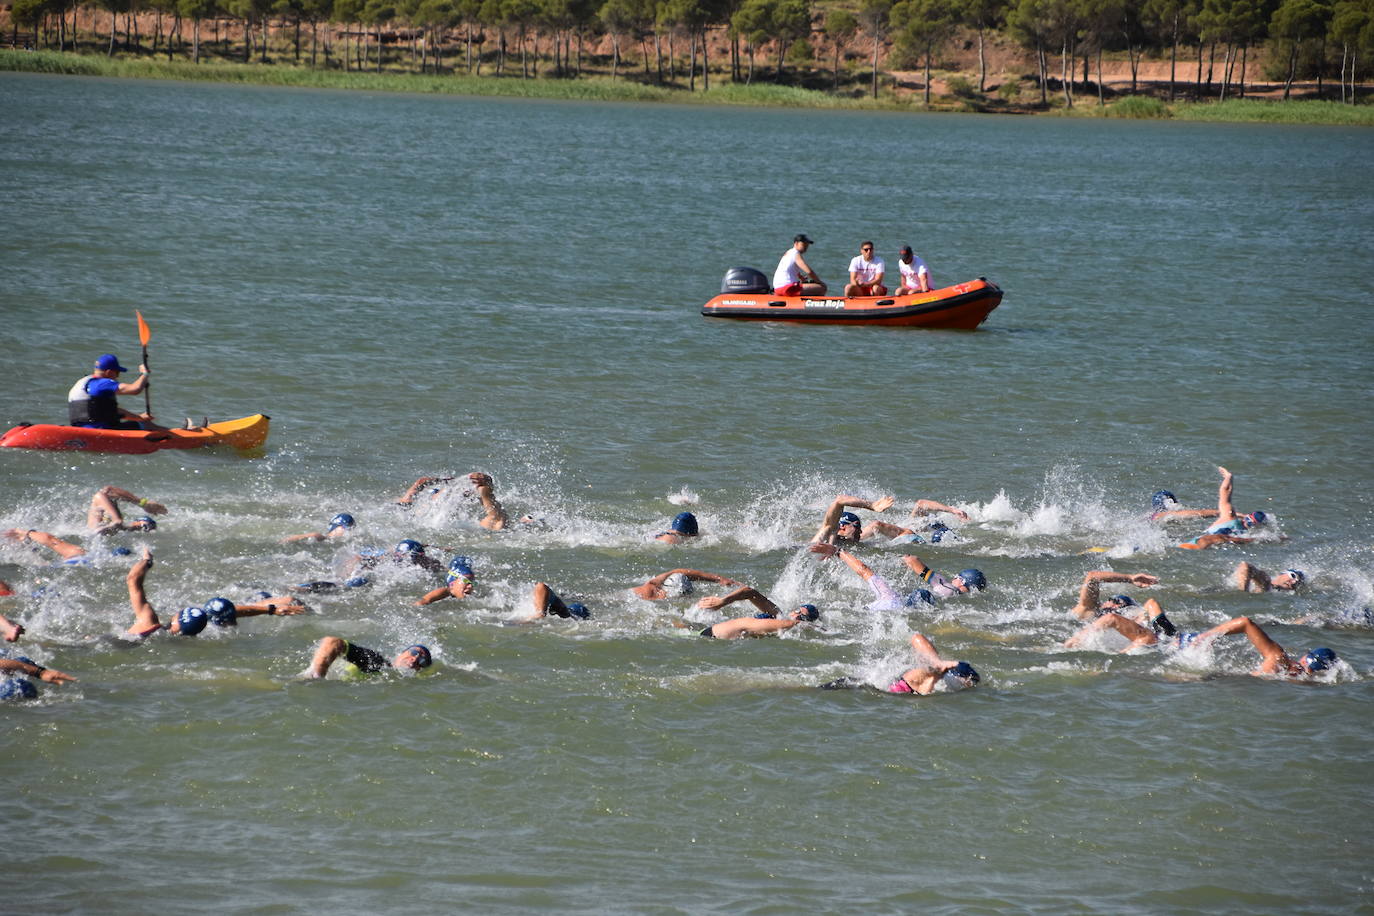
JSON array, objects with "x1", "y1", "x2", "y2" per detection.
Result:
[{"x1": 720, "y1": 267, "x2": 771, "y2": 294}]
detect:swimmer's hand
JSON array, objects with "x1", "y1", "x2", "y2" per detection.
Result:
[
  {"x1": 1130, "y1": 574, "x2": 1160, "y2": 587},
  {"x1": 808, "y1": 543, "x2": 838, "y2": 559},
  {"x1": 40, "y1": 668, "x2": 76, "y2": 685},
  {"x1": 696, "y1": 596, "x2": 726, "y2": 611},
  {"x1": 872, "y1": 495, "x2": 895, "y2": 513}
]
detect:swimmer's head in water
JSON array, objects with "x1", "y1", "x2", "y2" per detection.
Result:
[
  {"x1": 328, "y1": 513, "x2": 355, "y2": 532},
  {"x1": 565, "y1": 602, "x2": 591, "y2": 620},
  {"x1": 177, "y1": 606, "x2": 209, "y2": 636},
  {"x1": 956, "y1": 569, "x2": 987, "y2": 592},
  {"x1": 1301, "y1": 647, "x2": 1337, "y2": 673},
  {"x1": 1243, "y1": 511, "x2": 1268, "y2": 528},
  {"x1": 795, "y1": 604, "x2": 820, "y2": 621},
  {"x1": 944, "y1": 662, "x2": 981, "y2": 688},
  {"x1": 0, "y1": 676, "x2": 38, "y2": 701},
  {"x1": 204, "y1": 597, "x2": 237, "y2": 627},
  {"x1": 344, "y1": 577, "x2": 370, "y2": 589},
  {"x1": 130, "y1": 517, "x2": 157, "y2": 532},
  {"x1": 661, "y1": 573, "x2": 694, "y2": 597},
  {"x1": 393, "y1": 539, "x2": 424, "y2": 556},
  {"x1": 110, "y1": 546, "x2": 133, "y2": 557},
  {"x1": 401, "y1": 645, "x2": 432, "y2": 669},
  {"x1": 1103, "y1": 594, "x2": 1136, "y2": 610},
  {"x1": 1281, "y1": 569, "x2": 1305, "y2": 588},
  {"x1": 1151, "y1": 490, "x2": 1177, "y2": 511},
  {"x1": 836, "y1": 512, "x2": 862, "y2": 534},
  {"x1": 670, "y1": 512, "x2": 699, "y2": 536}
]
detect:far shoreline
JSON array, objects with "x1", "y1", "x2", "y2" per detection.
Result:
[{"x1": 4, "y1": 49, "x2": 1371, "y2": 127}]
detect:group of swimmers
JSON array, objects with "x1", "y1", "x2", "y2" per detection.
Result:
[{"x1": 0, "y1": 462, "x2": 1346, "y2": 702}]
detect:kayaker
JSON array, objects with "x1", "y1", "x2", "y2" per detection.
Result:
[
  {"x1": 772, "y1": 234, "x2": 827, "y2": 296},
  {"x1": 513, "y1": 582, "x2": 591, "y2": 622},
  {"x1": 1233, "y1": 562, "x2": 1305, "y2": 593},
  {"x1": 305, "y1": 637, "x2": 432, "y2": 678},
  {"x1": 87, "y1": 486, "x2": 166, "y2": 534},
  {"x1": 68, "y1": 353, "x2": 167, "y2": 431},
  {"x1": 1193, "y1": 615, "x2": 1338, "y2": 679},
  {"x1": 1177, "y1": 466, "x2": 1272, "y2": 549},
  {"x1": 1067, "y1": 569, "x2": 1161, "y2": 620},
  {"x1": 654, "y1": 511, "x2": 699, "y2": 544},
  {"x1": 698, "y1": 603, "x2": 820, "y2": 639},
  {"x1": 843, "y1": 241, "x2": 887, "y2": 297},
  {"x1": 894, "y1": 245, "x2": 932, "y2": 294}
]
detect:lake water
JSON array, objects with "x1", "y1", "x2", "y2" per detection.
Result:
[{"x1": 2, "y1": 72, "x2": 1372, "y2": 913}]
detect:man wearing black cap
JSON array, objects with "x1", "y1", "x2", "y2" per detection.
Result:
[
  {"x1": 68, "y1": 353, "x2": 160, "y2": 430},
  {"x1": 772, "y1": 234, "x2": 827, "y2": 297}
]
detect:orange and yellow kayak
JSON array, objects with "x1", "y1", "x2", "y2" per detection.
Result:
[{"x1": 0, "y1": 414, "x2": 270, "y2": 455}]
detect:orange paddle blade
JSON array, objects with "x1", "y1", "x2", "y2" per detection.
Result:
[{"x1": 136, "y1": 310, "x2": 151, "y2": 346}]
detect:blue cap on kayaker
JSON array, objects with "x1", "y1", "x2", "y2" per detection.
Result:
[
  {"x1": 95, "y1": 354, "x2": 130, "y2": 373},
  {"x1": 328, "y1": 513, "x2": 355, "y2": 533}
]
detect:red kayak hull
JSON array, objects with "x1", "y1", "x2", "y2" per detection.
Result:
[{"x1": 0, "y1": 414, "x2": 270, "y2": 454}]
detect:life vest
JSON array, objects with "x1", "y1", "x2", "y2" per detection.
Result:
[{"x1": 68, "y1": 375, "x2": 119, "y2": 427}]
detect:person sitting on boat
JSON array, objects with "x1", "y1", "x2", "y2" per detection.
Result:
[
  {"x1": 1193, "y1": 615, "x2": 1337, "y2": 679},
  {"x1": 1147, "y1": 489, "x2": 1218, "y2": 523},
  {"x1": 655, "y1": 512, "x2": 699, "y2": 544},
  {"x1": 306, "y1": 637, "x2": 432, "y2": 678},
  {"x1": 1067, "y1": 569, "x2": 1160, "y2": 621},
  {"x1": 87, "y1": 486, "x2": 167, "y2": 534},
  {"x1": 68, "y1": 353, "x2": 166, "y2": 431},
  {"x1": 1177, "y1": 467, "x2": 1273, "y2": 550},
  {"x1": 1233, "y1": 561, "x2": 1305, "y2": 593},
  {"x1": 772, "y1": 234, "x2": 827, "y2": 296},
  {"x1": 843, "y1": 241, "x2": 887, "y2": 297},
  {"x1": 894, "y1": 245, "x2": 932, "y2": 294}
]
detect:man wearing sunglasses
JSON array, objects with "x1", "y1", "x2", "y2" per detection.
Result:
[{"x1": 844, "y1": 241, "x2": 887, "y2": 297}]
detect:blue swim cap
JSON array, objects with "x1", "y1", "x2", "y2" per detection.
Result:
[
  {"x1": 177, "y1": 606, "x2": 209, "y2": 636},
  {"x1": 1246, "y1": 511, "x2": 1268, "y2": 527},
  {"x1": 670, "y1": 512, "x2": 699, "y2": 536},
  {"x1": 0, "y1": 676, "x2": 38, "y2": 701},
  {"x1": 1152, "y1": 490, "x2": 1177, "y2": 511},
  {"x1": 328, "y1": 513, "x2": 355, "y2": 532},
  {"x1": 448, "y1": 556, "x2": 475, "y2": 578},
  {"x1": 837, "y1": 512, "x2": 862, "y2": 529},
  {"x1": 566, "y1": 602, "x2": 591, "y2": 620},
  {"x1": 905, "y1": 588, "x2": 935, "y2": 607},
  {"x1": 958, "y1": 569, "x2": 987, "y2": 591},
  {"x1": 797, "y1": 603, "x2": 820, "y2": 621},
  {"x1": 1107, "y1": 594, "x2": 1136, "y2": 608},
  {"x1": 204, "y1": 597, "x2": 237, "y2": 627},
  {"x1": 1301, "y1": 647, "x2": 1337, "y2": 672},
  {"x1": 394, "y1": 539, "x2": 424, "y2": 555},
  {"x1": 132, "y1": 516, "x2": 157, "y2": 531},
  {"x1": 1284, "y1": 569, "x2": 1306, "y2": 586},
  {"x1": 110, "y1": 546, "x2": 133, "y2": 557},
  {"x1": 929, "y1": 522, "x2": 950, "y2": 543},
  {"x1": 405, "y1": 644, "x2": 433, "y2": 669},
  {"x1": 344, "y1": 577, "x2": 371, "y2": 588},
  {"x1": 948, "y1": 661, "x2": 980, "y2": 685}
]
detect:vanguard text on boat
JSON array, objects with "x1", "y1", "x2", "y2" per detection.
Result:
[
  {"x1": 702, "y1": 267, "x2": 1003, "y2": 329},
  {"x1": 0, "y1": 414, "x2": 270, "y2": 454}
]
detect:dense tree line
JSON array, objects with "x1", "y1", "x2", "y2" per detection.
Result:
[{"x1": 7, "y1": 0, "x2": 1373, "y2": 102}]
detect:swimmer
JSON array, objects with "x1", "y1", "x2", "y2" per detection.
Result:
[
  {"x1": 810, "y1": 494, "x2": 896, "y2": 545},
  {"x1": 396, "y1": 474, "x2": 456, "y2": 506},
  {"x1": 632, "y1": 568, "x2": 743, "y2": 601},
  {"x1": 350, "y1": 539, "x2": 445, "y2": 577},
  {"x1": 822, "y1": 548, "x2": 941, "y2": 611},
  {"x1": 1063, "y1": 598, "x2": 1192, "y2": 651},
  {"x1": 695, "y1": 585, "x2": 783, "y2": 617},
  {"x1": 306, "y1": 637, "x2": 432, "y2": 678},
  {"x1": 86, "y1": 486, "x2": 166, "y2": 534},
  {"x1": 2, "y1": 528, "x2": 133, "y2": 566},
  {"x1": 281, "y1": 513, "x2": 356, "y2": 544},
  {"x1": 1067, "y1": 570, "x2": 1161, "y2": 621},
  {"x1": 1177, "y1": 467, "x2": 1272, "y2": 549},
  {"x1": 1, "y1": 612, "x2": 22, "y2": 642},
  {"x1": 514, "y1": 582, "x2": 591, "y2": 623},
  {"x1": 123, "y1": 548, "x2": 207, "y2": 637},
  {"x1": 200, "y1": 595, "x2": 308, "y2": 628},
  {"x1": 0, "y1": 654, "x2": 76, "y2": 687},
  {"x1": 655, "y1": 512, "x2": 699, "y2": 544},
  {"x1": 698, "y1": 604, "x2": 820, "y2": 639},
  {"x1": 886, "y1": 633, "x2": 980, "y2": 694},
  {"x1": 416, "y1": 557, "x2": 477, "y2": 606},
  {"x1": 1233, "y1": 562, "x2": 1305, "y2": 593},
  {"x1": 812, "y1": 545, "x2": 986, "y2": 601},
  {"x1": 397, "y1": 472, "x2": 509, "y2": 531},
  {"x1": 1193, "y1": 615, "x2": 1337, "y2": 679},
  {"x1": 1147, "y1": 489, "x2": 1218, "y2": 523}
]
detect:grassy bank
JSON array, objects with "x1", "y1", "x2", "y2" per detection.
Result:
[{"x1": 4, "y1": 49, "x2": 1371, "y2": 125}]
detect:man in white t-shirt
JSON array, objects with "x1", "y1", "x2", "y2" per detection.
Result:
[
  {"x1": 772, "y1": 234, "x2": 827, "y2": 296},
  {"x1": 895, "y1": 245, "x2": 932, "y2": 294},
  {"x1": 843, "y1": 241, "x2": 887, "y2": 296}
]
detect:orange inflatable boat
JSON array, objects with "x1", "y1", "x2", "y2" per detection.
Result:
[{"x1": 701, "y1": 269, "x2": 1003, "y2": 329}]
